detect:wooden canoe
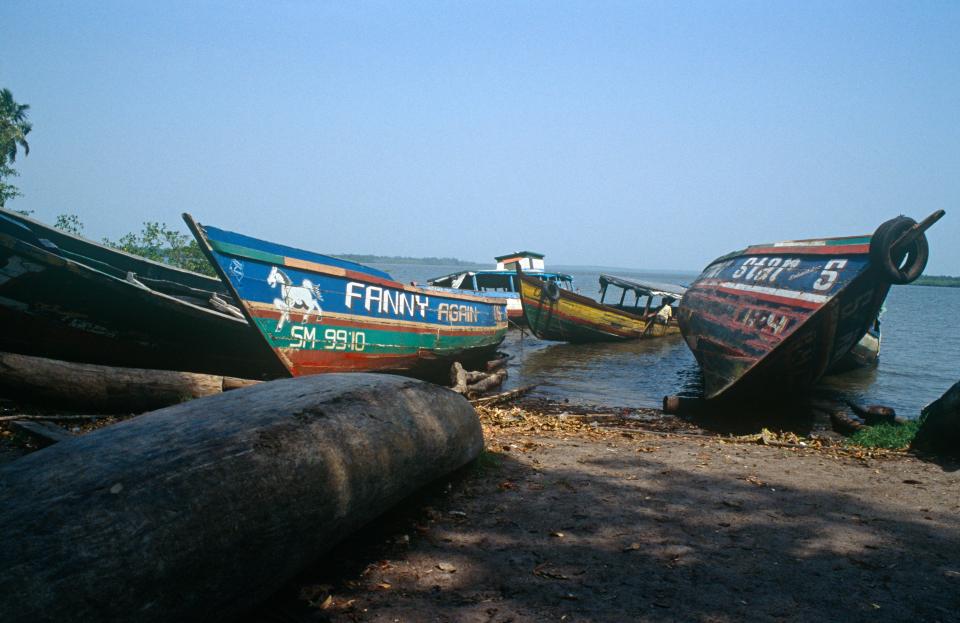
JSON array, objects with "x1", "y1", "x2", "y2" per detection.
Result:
[
  {"x1": 185, "y1": 214, "x2": 508, "y2": 377},
  {"x1": 0, "y1": 209, "x2": 286, "y2": 380},
  {"x1": 677, "y1": 212, "x2": 941, "y2": 400},
  {"x1": 516, "y1": 267, "x2": 683, "y2": 342}
]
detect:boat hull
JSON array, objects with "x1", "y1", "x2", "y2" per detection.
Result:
[
  {"x1": 677, "y1": 234, "x2": 890, "y2": 400},
  {"x1": 0, "y1": 229, "x2": 285, "y2": 380},
  {"x1": 517, "y1": 272, "x2": 680, "y2": 342},
  {"x1": 186, "y1": 217, "x2": 507, "y2": 378}
]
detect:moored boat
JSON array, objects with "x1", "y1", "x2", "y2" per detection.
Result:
[
  {"x1": 185, "y1": 215, "x2": 508, "y2": 377},
  {"x1": 0, "y1": 208, "x2": 285, "y2": 379},
  {"x1": 427, "y1": 251, "x2": 573, "y2": 323},
  {"x1": 677, "y1": 212, "x2": 943, "y2": 400},
  {"x1": 516, "y1": 267, "x2": 685, "y2": 342}
]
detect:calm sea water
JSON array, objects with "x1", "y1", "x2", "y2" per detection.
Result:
[{"x1": 375, "y1": 262, "x2": 959, "y2": 419}]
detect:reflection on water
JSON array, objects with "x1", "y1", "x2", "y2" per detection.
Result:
[
  {"x1": 375, "y1": 262, "x2": 959, "y2": 418},
  {"x1": 500, "y1": 331, "x2": 700, "y2": 408}
]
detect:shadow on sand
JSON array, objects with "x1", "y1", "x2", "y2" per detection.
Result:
[{"x1": 244, "y1": 439, "x2": 959, "y2": 622}]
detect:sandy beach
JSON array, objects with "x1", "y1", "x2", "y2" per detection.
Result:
[
  {"x1": 3, "y1": 396, "x2": 958, "y2": 622},
  {"x1": 224, "y1": 402, "x2": 958, "y2": 623}
]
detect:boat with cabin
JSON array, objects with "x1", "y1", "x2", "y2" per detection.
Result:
[
  {"x1": 677, "y1": 212, "x2": 943, "y2": 401},
  {"x1": 0, "y1": 208, "x2": 286, "y2": 379},
  {"x1": 516, "y1": 267, "x2": 686, "y2": 342},
  {"x1": 185, "y1": 214, "x2": 508, "y2": 378},
  {"x1": 427, "y1": 251, "x2": 573, "y2": 324}
]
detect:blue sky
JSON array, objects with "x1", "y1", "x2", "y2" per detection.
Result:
[{"x1": 2, "y1": 1, "x2": 958, "y2": 273}]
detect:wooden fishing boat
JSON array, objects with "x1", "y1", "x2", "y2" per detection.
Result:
[
  {"x1": 516, "y1": 267, "x2": 685, "y2": 342},
  {"x1": 427, "y1": 251, "x2": 573, "y2": 323},
  {"x1": 185, "y1": 214, "x2": 508, "y2": 377},
  {"x1": 677, "y1": 211, "x2": 943, "y2": 400},
  {"x1": 0, "y1": 208, "x2": 285, "y2": 379}
]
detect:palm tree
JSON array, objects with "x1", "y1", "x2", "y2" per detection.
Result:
[{"x1": 0, "y1": 88, "x2": 32, "y2": 164}]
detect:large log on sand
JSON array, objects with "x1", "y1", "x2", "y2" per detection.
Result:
[
  {"x1": 0, "y1": 374, "x2": 483, "y2": 623},
  {"x1": 0, "y1": 351, "x2": 260, "y2": 412}
]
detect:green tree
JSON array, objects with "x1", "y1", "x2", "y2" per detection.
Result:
[
  {"x1": 0, "y1": 88, "x2": 31, "y2": 162},
  {"x1": 0, "y1": 88, "x2": 32, "y2": 208},
  {"x1": 104, "y1": 221, "x2": 214, "y2": 276},
  {"x1": 0, "y1": 164, "x2": 22, "y2": 207}
]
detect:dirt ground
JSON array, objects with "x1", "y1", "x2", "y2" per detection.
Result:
[
  {"x1": 234, "y1": 402, "x2": 960, "y2": 623},
  {"x1": 3, "y1": 397, "x2": 958, "y2": 623}
]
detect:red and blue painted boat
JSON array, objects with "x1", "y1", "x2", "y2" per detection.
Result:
[
  {"x1": 185, "y1": 214, "x2": 508, "y2": 377},
  {"x1": 677, "y1": 212, "x2": 943, "y2": 401}
]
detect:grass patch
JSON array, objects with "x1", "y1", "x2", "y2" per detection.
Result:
[{"x1": 847, "y1": 419, "x2": 921, "y2": 450}]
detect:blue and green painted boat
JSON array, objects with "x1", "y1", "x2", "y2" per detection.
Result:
[
  {"x1": 678, "y1": 211, "x2": 943, "y2": 401},
  {"x1": 184, "y1": 214, "x2": 508, "y2": 377}
]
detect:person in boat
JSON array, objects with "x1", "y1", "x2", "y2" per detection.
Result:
[{"x1": 656, "y1": 297, "x2": 675, "y2": 324}]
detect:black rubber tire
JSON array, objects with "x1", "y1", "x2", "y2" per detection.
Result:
[
  {"x1": 544, "y1": 281, "x2": 561, "y2": 301},
  {"x1": 869, "y1": 216, "x2": 929, "y2": 285}
]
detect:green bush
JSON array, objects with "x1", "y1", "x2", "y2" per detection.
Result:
[{"x1": 847, "y1": 419, "x2": 921, "y2": 450}]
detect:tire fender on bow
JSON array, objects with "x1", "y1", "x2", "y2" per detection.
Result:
[{"x1": 869, "y1": 215, "x2": 929, "y2": 285}]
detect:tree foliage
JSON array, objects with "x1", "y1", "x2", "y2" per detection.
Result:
[
  {"x1": 53, "y1": 213, "x2": 84, "y2": 236},
  {"x1": 0, "y1": 88, "x2": 31, "y2": 208},
  {"x1": 102, "y1": 221, "x2": 215, "y2": 276},
  {"x1": 0, "y1": 164, "x2": 21, "y2": 207}
]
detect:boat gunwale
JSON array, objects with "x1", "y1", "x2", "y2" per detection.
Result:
[
  {"x1": 0, "y1": 207, "x2": 224, "y2": 286},
  {"x1": 700, "y1": 233, "x2": 874, "y2": 269},
  {"x1": 196, "y1": 225, "x2": 511, "y2": 306}
]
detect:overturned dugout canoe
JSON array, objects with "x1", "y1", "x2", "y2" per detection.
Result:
[
  {"x1": 677, "y1": 212, "x2": 942, "y2": 400},
  {"x1": 0, "y1": 373, "x2": 483, "y2": 623}
]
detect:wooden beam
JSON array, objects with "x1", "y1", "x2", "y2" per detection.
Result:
[{"x1": 0, "y1": 352, "x2": 260, "y2": 413}]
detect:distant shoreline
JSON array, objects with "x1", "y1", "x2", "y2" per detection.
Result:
[
  {"x1": 910, "y1": 276, "x2": 960, "y2": 288},
  {"x1": 334, "y1": 255, "x2": 477, "y2": 266}
]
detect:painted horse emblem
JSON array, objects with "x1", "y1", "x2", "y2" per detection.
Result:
[{"x1": 267, "y1": 266, "x2": 324, "y2": 331}]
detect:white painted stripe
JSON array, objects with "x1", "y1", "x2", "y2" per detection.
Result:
[
  {"x1": 772, "y1": 240, "x2": 826, "y2": 247},
  {"x1": 719, "y1": 281, "x2": 831, "y2": 304}
]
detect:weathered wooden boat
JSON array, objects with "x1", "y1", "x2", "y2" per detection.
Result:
[
  {"x1": 677, "y1": 211, "x2": 943, "y2": 400},
  {"x1": 0, "y1": 374, "x2": 483, "y2": 623},
  {"x1": 427, "y1": 251, "x2": 573, "y2": 323},
  {"x1": 0, "y1": 209, "x2": 286, "y2": 379},
  {"x1": 185, "y1": 214, "x2": 508, "y2": 377},
  {"x1": 516, "y1": 267, "x2": 685, "y2": 342}
]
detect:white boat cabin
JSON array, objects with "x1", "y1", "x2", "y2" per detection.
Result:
[{"x1": 494, "y1": 251, "x2": 545, "y2": 272}]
